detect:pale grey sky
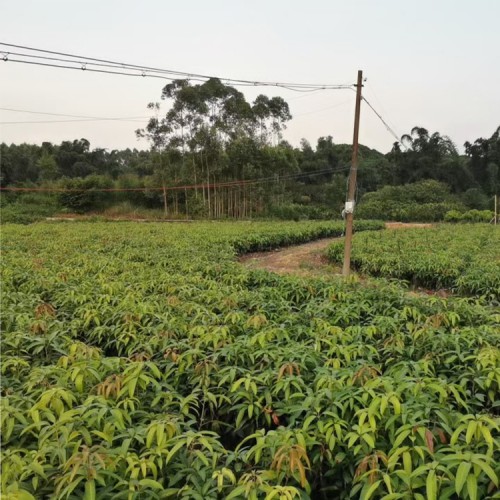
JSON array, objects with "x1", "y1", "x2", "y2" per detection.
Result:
[{"x1": 1, "y1": 0, "x2": 499, "y2": 153}]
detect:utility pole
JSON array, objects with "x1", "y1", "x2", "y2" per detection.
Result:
[{"x1": 342, "y1": 70, "x2": 363, "y2": 276}]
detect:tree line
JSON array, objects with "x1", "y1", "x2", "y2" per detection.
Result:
[{"x1": 1, "y1": 78, "x2": 498, "y2": 221}]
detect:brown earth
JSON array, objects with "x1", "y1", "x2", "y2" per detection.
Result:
[
  {"x1": 240, "y1": 237, "x2": 341, "y2": 277},
  {"x1": 385, "y1": 222, "x2": 433, "y2": 229},
  {"x1": 239, "y1": 222, "x2": 434, "y2": 277}
]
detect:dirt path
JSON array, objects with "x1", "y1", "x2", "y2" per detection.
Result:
[
  {"x1": 239, "y1": 222, "x2": 433, "y2": 277},
  {"x1": 385, "y1": 222, "x2": 433, "y2": 229},
  {"x1": 240, "y1": 237, "x2": 341, "y2": 277}
]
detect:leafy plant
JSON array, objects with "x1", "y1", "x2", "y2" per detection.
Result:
[{"x1": 1, "y1": 220, "x2": 499, "y2": 498}]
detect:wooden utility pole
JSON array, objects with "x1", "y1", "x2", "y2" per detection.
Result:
[{"x1": 342, "y1": 70, "x2": 363, "y2": 276}]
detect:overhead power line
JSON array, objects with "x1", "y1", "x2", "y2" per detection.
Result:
[
  {"x1": 0, "y1": 42, "x2": 354, "y2": 92},
  {"x1": 2, "y1": 57, "x2": 200, "y2": 84},
  {"x1": 0, "y1": 98, "x2": 353, "y2": 123},
  {"x1": 294, "y1": 98, "x2": 352, "y2": 117},
  {"x1": 362, "y1": 96, "x2": 405, "y2": 148},
  {"x1": 1, "y1": 118, "x2": 147, "y2": 124},
  {"x1": 0, "y1": 106, "x2": 149, "y2": 120},
  {"x1": 365, "y1": 81, "x2": 400, "y2": 136},
  {"x1": 0, "y1": 106, "x2": 150, "y2": 125},
  {"x1": 1, "y1": 44, "x2": 410, "y2": 152}
]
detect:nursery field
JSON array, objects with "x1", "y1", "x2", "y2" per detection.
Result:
[
  {"x1": 1, "y1": 221, "x2": 499, "y2": 500},
  {"x1": 327, "y1": 225, "x2": 500, "y2": 301}
]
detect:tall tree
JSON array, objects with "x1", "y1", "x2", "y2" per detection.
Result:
[
  {"x1": 397, "y1": 126, "x2": 467, "y2": 190},
  {"x1": 136, "y1": 103, "x2": 173, "y2": 215},
  {"x1": 465, "y1": 126, "x2": 500, "y2": 195}
]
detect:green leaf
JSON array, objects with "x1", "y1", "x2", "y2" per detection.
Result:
[
  {"x1": 84, "y1": 480, "x2": 96, "y2": 500},
  {"x1": 303, "y1": 414, "x2": 316, "y2": 430},
  {"x1": 139, "y1": 478, "x2": 164, "y2": 490},
  {"x1": 392, "y1": 429, "x2": 411, "y2": 448},
  {"x1": 128, "y1": 377, "x2": 138, "y2": 398},
  {"x1": 480, "y1": 426, "x2": 493, "y2": 449},
  {"x1": 465, "y1": 421, "x2": 477, "y2": 444},
  {"x1": 18, "y1": 491, "x2": 36, "y2": 500},
  {"x1": 426, "y1": 469, "x2": 437, "y2": 500},
  {"x1": 75, "y1": 373, "x2": 84, "y2": 392},
  {"x1": 226, "y1": 485, "x2": 247, "y2": 499},
  {"x1": 466, "y1": 474, "x2": 477, "y2": 500},
  {"x1": 30, "y1": 461, "x2": 47, "y2": 478},
  {"x1": 362, "y1": 433, "x2": 375, "y2": 449},
  {"x1": 235, "y1": 408, "x2": 246, "y2": 429},
  {"x1": 146, "y1": 425, "x2": 155, "y2": 448},
  {"x1": 389, "y1": 395, "x2": 401, "y2": 415},
  {"x1": 360, "y1": 480, "x2": 381, "y2": 500},
  {"x1": 166, "y1": 440, "x2": 185, "y2": 463},
  {"x1": 455, "y1": 461, "x2": 471, "y2": 494},
  {"x1": 402, "y1": 451, "x2": 412, "y2": 474},
  {"x1": 471, "y1": 459, "x2": 498, "y2": 487}
]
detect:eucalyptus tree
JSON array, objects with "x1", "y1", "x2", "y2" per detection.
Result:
[
  {"x1": 158, "y1": 78, "x2": 252, "y2": 215},
  {"x1": 137, "y1": 78, "x2": 294, "y2": 217},
  {"x1": 267, "y1": 96, "x2": 292, "y2": 143},
  {"x1": 252, "y1": 95, "x2": 292, "y2": 145},
  {"x1": 135, "y1": 103, "x2": 173, "y2": 215}
]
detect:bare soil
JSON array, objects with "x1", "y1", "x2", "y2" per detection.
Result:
[
  {"x1": 385, "y1": 222, "x2": 433, "y2": 229},
  {"x1": 239, "y1": 222, "x2": 434, "y2": 277},
  {"x1": 240, "y1": 237, "x2": 341, "y2": 277}
]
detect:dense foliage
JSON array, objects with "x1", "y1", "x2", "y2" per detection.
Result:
[
  {"x1": 1, "y1": 80, "x2": 498, "y2": 222},
  {"x1": 444, "y1": 210, "x2": 494, "y2": 224},
  {"x1": 355, "y1": 180, "x2": 465, "y2": 222},
  {"x1": 327, "y1": 225, "x2": 500, "y2": 300},
  {"x1": 1, "y1": 221, "x2": 499, "y2": 499}
]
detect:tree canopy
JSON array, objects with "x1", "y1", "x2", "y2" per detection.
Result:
[{"x1": 1, "y1": 80, "x2": 498, "y2": 220}]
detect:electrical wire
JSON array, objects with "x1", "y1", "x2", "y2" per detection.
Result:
[
  {"x1": 2, "y1": 58, "x2": 183, "y2": 81},
  {"x1": 2, "y1": 57, "x2": 353, "y2": 92},
  {"x1": 365, "y1": 81, "x2": 399, "y2": 134},
  {"x1": 0, "y1": 107, "x2": 149, "y2": 120},
  {"x1": 2, "y1": 50, "x2": 210, "y2": 79},
  {"x1": 0, "y1": 42, "x2": 354, "y2": 91},
  {"x1": 1, "y1": 118, "x2": 147, "y2": 124},
  {"x1": 3, "y1": 57, "x2": 350, "y2": 94},
  {"x1": 294, "y1": 98, "x2": 352, "y2": 117},
  {"x1": 362, "y1": 96, "x2": 406, "y2": 149},
  {"x1": 287, "y1": 89, "x2": 324, "y2": 101}
]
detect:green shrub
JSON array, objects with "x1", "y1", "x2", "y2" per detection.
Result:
[
  {"x1": 461, "y1": 209, "x2": 494, "y2": 223},
  {"x1": 58, "y1": 175, "x2": 114, "y2": 213},
  {"x1": 444, "y1": 209, "x2": 463, "y2": 223},
  {"x1": 327, "y1": 224, "x2": 500, "y2": 300},
  {"x1": 1, "y1": 221, "x2": 498, "y2": 499},
  {"x1": 0, "y1": 193, "x2": 60, "y2": 224},
  {"x1": 265, "y1": 203, "x2": 335, "y2": 220},
  {"x1": 357, "y1": 200, "x2": 463, "y2": 222},
  {"x1": 445, "y1": 209, "x2": 494, "y2": 223},
  {"x1": 356, "y1": 180, "x2": 467, "y2": 222}
]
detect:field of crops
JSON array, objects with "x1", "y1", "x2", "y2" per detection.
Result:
[
  {"x1": 327, "y1": 225, "x2": 500, "y2": 301},
  {"x1": 1, "y1": 221, "x2": 499, "y2": 500}
]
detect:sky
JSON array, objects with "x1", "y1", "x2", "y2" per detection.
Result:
[{"x1": 1, "y1": 0, "x2": 499, "y2": 154}]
